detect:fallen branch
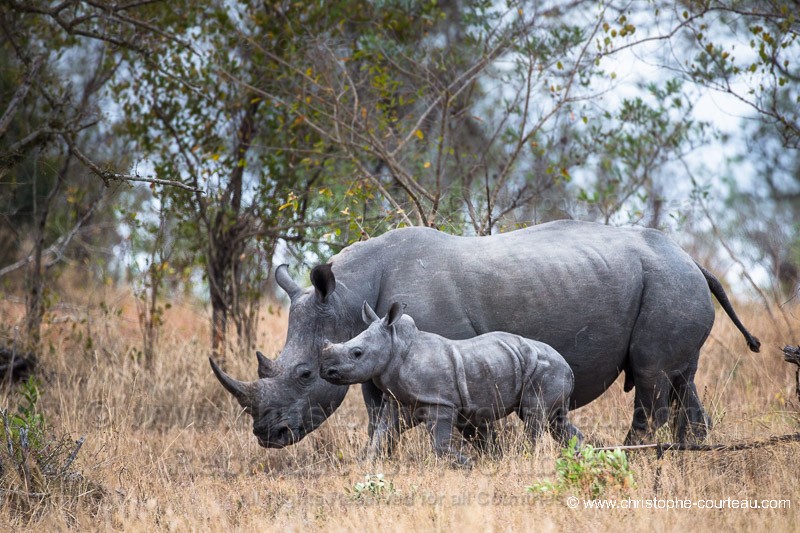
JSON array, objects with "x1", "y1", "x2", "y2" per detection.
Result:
[{"x1": 595, "y1": 432, "x2": 800, "y2": 458}]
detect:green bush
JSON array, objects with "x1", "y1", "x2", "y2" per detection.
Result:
[
  {"x1": 0, "y1": 376, "x2": 103, "y2": 520},
  {"x1": 527, "y1": 437, "x2": 635, "y2": 498},
  {"x1": 346, "y1": 473, "x2": 395, "y2": 501}
]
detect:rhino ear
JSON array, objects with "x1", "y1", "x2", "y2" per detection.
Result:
[
  {"x1": 310, "y1": 263, "x2": 336, "y2": 302},
  {"x1": 362, "y1": 301, "x2": 380, "y2": 324},
  {"x1": 209, "y1": 358, "x2": 257, "y2": 411},
  {"x1": 256, "y1": 351, "x2": 280, "y2": 379},
  {"x1": 275, "y1": 264, "x2": 301, "y2": 301},
  {"x1": 383, "y1": 302, "x2": 405, "y2": 328}
]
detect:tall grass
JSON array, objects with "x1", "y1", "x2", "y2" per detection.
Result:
[{"x1": 0, "y1": 286, "x2": 798, "y2": 531}]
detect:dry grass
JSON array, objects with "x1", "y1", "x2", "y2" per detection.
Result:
[{"x1": 0, "y1": 284, "x2": 798, "y2": 531}]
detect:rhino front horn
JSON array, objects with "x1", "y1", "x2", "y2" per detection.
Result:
[{"x1": 209, "y1": 358, "x2": 255, "y2": 408}]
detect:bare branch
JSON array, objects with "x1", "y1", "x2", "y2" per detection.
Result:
[
  {"x1": 59, "y1": 436, "x2": 86, "y2": 474},
  {"x1": 66, "y1": 141, "x2": 202, "y2": 193},
  {"x1": 0, "y1": 56, "x2": 43, "y2": 138},
  {"x1": 0, "y1": 190, "x2": 105, "y2": 279}
]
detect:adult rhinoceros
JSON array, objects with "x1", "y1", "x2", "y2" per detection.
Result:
[{"x1": 210, "y1": 220, "x2": 760, "y2": 448}]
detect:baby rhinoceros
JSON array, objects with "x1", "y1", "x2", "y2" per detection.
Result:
[{"x1": 320, "y1": 301, "x2": 583, "y2": 467}]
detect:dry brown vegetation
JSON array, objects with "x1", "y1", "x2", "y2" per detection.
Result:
[{"x1": 0, "y1": 284, "x2": 798, "y2": 531}]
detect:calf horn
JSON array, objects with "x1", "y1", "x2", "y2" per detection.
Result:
[{"x1": 209, "y1": 358, "x2": 256, "y2": 408}]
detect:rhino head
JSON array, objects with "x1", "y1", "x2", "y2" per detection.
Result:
[
  {"x1": 209, "y1": 264, "x2": 358, "y2": 448},
  {"x1": 320, "y1": 301, "x2": 406, "y2": 385}
]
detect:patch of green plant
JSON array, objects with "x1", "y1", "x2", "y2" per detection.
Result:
[
  {"x1": 526, "y1": 437, "x2": 634, "y2": 498},
  {"x1": 1, "y1": 376, "x2": 103, "y2": 520},
  {"x1": 7, "y1": 376, "x2": 46, "y2": 446},
  {"x1": 346, "y1": 473, "x2": 395, "y2": 501}
]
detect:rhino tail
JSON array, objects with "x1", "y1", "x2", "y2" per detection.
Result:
[{"x1": 695, "y1": 262, "x2": 761, "y2": 353}]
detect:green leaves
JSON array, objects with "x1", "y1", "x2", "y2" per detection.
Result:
[
  {"x1": 526, "y1": 437, "x2": 635, "y2": 498},
  {"x1": 575, "y1": 78, "x2": 706, "y2": 225},
  {"x1": 346, "y1": 473, "x2": 396, "y2": 501}
]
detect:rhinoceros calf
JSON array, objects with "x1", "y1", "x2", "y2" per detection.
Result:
[{"x1": 320, "y1": 301, "x2": 584, "y2": 466}]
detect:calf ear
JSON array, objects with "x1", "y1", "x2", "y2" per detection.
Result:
[
  {"x1": 310, "y1": 263, "x2": 336, "y2": 302},
  {"x1": 383, "y1": 302, "x2": 405, "y2": 328},
  {"x1": 275, "y1": 264, "x2": 301, "y2": 301},
  {"x1": 362, "y1": 301, "x2": 380, "y2": 324}
]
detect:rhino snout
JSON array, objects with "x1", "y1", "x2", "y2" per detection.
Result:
[
  {"x1": 323, "y1": 367, "x2": 341, "y2": 381},
  {"x1": 254, "y1": 423, "x2": 294, "y2": 449}
]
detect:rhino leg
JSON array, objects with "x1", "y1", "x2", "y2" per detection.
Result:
[
  {"x1": 519, "y1": 404, "x2": 547, "y2": 448},
  {"x1": 361, "y1": 381, "x2": 385, "y2": 439},
  {"x1": 625, "y1": 261, "x2": 714, "y2": 443},
  {"x1": 423, "y1": 405, "x2": 472, "y2": 468},
  {"x1": 669, "y1": 366, "x2": 710, "y2": 443},
  {"x1": 461, "y1": 420, "x2": 499, "y2": 456},
  {"x1": 366, "y1": 396, "x2": 415, "y2": 460},
  {"x1": 547, "y1": 406, "x2": 584, "y2": 447},
  {"x1": 366, "y1": 399, "x2": 396, "y2": 461},
  {"x1": 624, "y1": 374, "x2": 671, "y2": 445}
]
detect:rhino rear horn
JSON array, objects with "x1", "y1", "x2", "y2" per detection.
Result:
[
  {"x1": 275, "y1": 264, "x2": 301, "y2": 301},
  {"x1": 362, "y1": 301, "x2": 380, "y2": 324},
  {"x1": 255, "y1": 351, "x2": 280, "y2": 379},
  {"x1": 209, "y1": 358, "x2": 256, "y2": 410}
]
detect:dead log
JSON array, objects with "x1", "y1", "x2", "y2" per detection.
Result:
[{"x1": 0, "y1": 348, "x2": 37, "y2": 383}]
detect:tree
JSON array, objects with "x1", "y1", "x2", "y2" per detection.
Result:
[
  {"x1": 111, "y1": 1, "x2": 354, "y2": 359},
  {"x1": 0, "y1": 0, "x2": 198, "y2": 353},
  {"x1": 0, "y1": 5, "x2": 121, "y2": 350}
]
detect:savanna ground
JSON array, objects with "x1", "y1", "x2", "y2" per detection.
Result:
[{"x1": 1, "y1": 279, "x2": 798, "y2": 531}]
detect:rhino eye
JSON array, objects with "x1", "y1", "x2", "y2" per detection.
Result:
[
  {"x1": 294, "y1": 366, "x2": 313, "y2": 381},
  {"x1": 352, "y1": 348, "x2": 363, "y2": 359}
]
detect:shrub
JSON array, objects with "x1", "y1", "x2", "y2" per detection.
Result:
[
  {"x1": 0, "y1": 376, "x2": 103, "y2": 521},
  {"x1": 346, "y1": 473, "x2": 395, "y2": 501},
  {"x1": 527, "y1": 437, "x2": 634, "y2": 498}
]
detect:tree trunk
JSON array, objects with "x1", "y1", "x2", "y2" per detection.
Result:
[
  {"x1": 206, "y1": 98, "x2": 261, "y2": 362},
  {"x1": 25, "y1": 156, "x2": 69, "y2": 351}
]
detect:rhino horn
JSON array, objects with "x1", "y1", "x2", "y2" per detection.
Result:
[
  {"x1": 209, "y1": 358, "x2": 256, "y2": 409},
  {"x1": 362, "y1": 301, "x2": 380, "y2": 324},
  {"x1": 255, "y1": 351, "x2": 280, "y2": 379},
  {"x1": 275, "y1": 264, "x2": 301, "y2": 301}
]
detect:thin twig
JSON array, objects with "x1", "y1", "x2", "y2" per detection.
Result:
[
  {"x1": 68, "y1": 142, "x2": 202, "y2": 192},
  {"x1": 60, "y1": 436, "x2": 86, "y2": 474},
  {"x1": 0, "y1": 191, "x2": 105, "y2": 278},
  {"x1": 0, "y1": 56, "x2": 44, "y2": 138}
]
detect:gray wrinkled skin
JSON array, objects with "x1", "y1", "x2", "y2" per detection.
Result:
[
  {"x1": 321, "y1": 302, "x2": 584, "y2": 466},
  {"x1": 210, "y1": 220, "x2": 761, "y2": 448}
]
